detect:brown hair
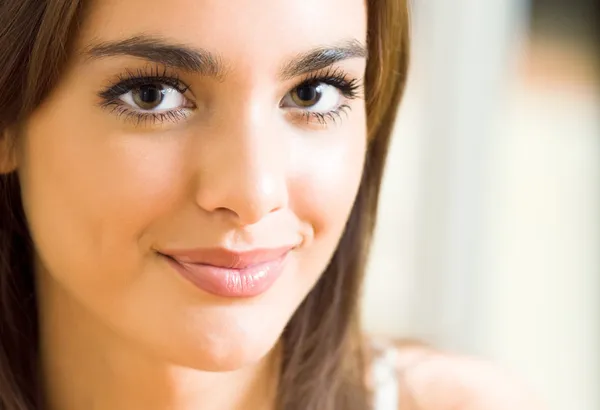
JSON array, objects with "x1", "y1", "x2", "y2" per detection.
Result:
[{"x1": 0, "y1": 0, "x2": 410, "y2": 409}]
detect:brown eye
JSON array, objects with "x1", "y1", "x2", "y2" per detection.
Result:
[
  {"x1": 119, "y1": 83, "x2": 189, "y2": 112},
  {"x1": 281, "y1": 81, "x2": 342, "y2": 114},
  {"x1": 132, "y1": 84, "x2": 165, "y2": 110},
  {"x1": 291, "y1": 83, "x2": 323, "y2": 107}
]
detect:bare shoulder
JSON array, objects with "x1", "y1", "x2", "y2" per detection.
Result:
[{"x1": 370, "y1": 338, "x2": 546, "y2": 410}]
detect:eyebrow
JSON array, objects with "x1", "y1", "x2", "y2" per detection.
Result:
[
  {"x1": 83, "y1": 35, "x2": 225, "y2": 77},
  {"x1": 82, "y1": 35, "x2": 367, "y2": 80},
  {"x1": 279, "y1": 38, "x2": 367, "y2": 79}
]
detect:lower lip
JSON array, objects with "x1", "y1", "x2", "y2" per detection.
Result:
[{"x1": 163, "y1": 253, "x2": 289, "y2": 298}]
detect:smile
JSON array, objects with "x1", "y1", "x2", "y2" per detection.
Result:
[{"x1": 159, "y1": 246, "x2": 293, "y2": 298}]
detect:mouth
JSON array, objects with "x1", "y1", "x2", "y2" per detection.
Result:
[{"x1": 159, "y1": 246, "x2": 294, "y2": 298}]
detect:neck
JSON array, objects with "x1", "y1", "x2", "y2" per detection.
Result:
[{"x1": 37, "y1": 271, "x2": 279, "y2": 410}]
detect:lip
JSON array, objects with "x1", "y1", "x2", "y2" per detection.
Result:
[{"x1": 160, "y1": 246, "x2": 293, "y2": 298}]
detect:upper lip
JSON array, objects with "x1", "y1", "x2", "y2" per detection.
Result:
[{"x1": 160, "y1": 246, "x2": 294, "y2": 269}]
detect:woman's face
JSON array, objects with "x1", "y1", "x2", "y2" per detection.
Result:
[{"x1": 15, "y1": 0, "x2": 368, "y2": 371}]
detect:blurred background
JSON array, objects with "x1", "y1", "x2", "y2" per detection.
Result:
[{"x1": 361, "y1": 1, "x2": 599, "y2": 409}]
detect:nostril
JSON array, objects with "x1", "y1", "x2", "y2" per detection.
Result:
[{"x1": 193, "y1": 152, "x2": 289, "y2": 225}]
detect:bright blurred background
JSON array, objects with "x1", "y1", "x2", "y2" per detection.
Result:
[{"x1": 361, "y1": 1, "x2": 599, "y2": 409}]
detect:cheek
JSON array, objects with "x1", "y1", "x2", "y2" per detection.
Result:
[
  {"x1": 290, "y1": 132, "x2": 366, "y2": 239},
  {"x1": 17, "y1": 98, "x2": 190, "y2": 294},
  {"x1": 287, "y1": 128, "x2": 367, "y2": 283}
]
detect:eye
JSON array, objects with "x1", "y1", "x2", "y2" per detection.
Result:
[
  {"x1": 119, "y1": 83, "x2": 190, "y2": 112},
  {"x1": 281, "y1": 81, "x2": 342, "y2": 113}
]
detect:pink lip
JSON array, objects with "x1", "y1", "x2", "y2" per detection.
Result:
[{"x1": 160, "y1": 246, "x2": 293, "y2": 298}]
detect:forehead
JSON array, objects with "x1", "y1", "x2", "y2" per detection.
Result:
[{"x1": 76, "y1": 0, "x2": 368, "y2": 66}]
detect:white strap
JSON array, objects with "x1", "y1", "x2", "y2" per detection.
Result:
[{"x1": 372, "y1": 347, "x2": 399, "y2": 410}]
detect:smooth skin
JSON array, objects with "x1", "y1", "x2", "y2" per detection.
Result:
[{"x1": 1, "y1": 0, "x2": 544, "y2": 409}]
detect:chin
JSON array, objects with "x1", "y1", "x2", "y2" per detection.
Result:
[
  {"x1": 174, "y1": 338, "x2": 279, "y2": 372},
  {"x1": 188, "y1": 346, "x2": 274, "y2": 372},
  {"x1": 146, "y1": 320, "x2": 284, "y2": 372}
]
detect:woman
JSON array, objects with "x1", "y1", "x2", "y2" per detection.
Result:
[{"x1": 0, "y1": 0, "x2": 541, "y2": 409}]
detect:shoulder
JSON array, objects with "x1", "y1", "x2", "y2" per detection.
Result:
[{"x1": 367, "y1": 337, "x2": 546, "y2": 410}]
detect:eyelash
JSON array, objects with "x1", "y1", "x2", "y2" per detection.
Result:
[
  {"x1": 98, "y1": 66, "x2": 192, "y2": 127},
  {"x1": 97, "y1": 65, "x2": 362, "y2": 127},
  {"x1": 290, "y1": 67, "x2": 361, "y2": 126}
]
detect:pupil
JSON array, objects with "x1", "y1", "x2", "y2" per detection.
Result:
[
  {"x1": 139, "y1": 85, "x2": 162, "y2": 104},
  {"x1": 296, "y1": 84, "x2": 320, "y2": 103}
]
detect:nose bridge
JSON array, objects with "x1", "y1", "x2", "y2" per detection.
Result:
[{"x1": 194, "y1": 98, "x2": 288, "y2": 225}]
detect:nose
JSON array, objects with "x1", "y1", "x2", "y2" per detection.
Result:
[{"x1": 193, "y1": 103, "x2": 289, "y2": 226}]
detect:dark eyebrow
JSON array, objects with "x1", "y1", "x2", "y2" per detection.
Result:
[
  {"x1": 279, "y1": 39, "x2": 367, "y2": 80},
  {"x1": 82, "y1": 35, "x2": 366, "y2": 80},
  {"x1": 82, "y1": 35, "x2": 226, "y2": 78}
]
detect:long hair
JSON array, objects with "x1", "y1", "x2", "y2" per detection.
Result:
[{"x1": 0, "y1": 1, "x2": 410, "y2": 409}]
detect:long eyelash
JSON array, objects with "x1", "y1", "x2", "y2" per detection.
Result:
[
  {"x1": 98, "y1": 65, "x2": 189, "y2": 103},
  {"x1": 102, "y1": 103, "x2": 190, "y2": 127},
  {"x1": 300, "y1": 104, "x2": 352, "y2": 125},
  {"x1": 298, "y1": 66, "x2": 364, "y2": 100},
  {"x1": 290, "y1": 67, "x2": 362, "y2": 126},
  {"x1": 97, "y1": 65, "x2": 193, "y2": 127},
  {"x1": 99, "y1": 65, "x2": 361, "y2": 127}
]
